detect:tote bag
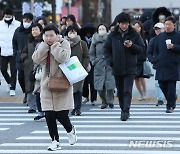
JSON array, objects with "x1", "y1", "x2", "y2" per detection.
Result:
[
  {"x1": 143, "y1": 59, "x2": 154, "y2": 77},
  {"x1": 59, "y1": 56, "x2": 88, "y2": 85}
]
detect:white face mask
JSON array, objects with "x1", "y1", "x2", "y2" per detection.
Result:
[
  {"x1": 68, "y1": 33, "x2": 77, "y2": 39},
  {"x1": 23, "y1": 22, "x2": 32, "y2": 29},
  {"x1": 4, "y1": 17, "x2": 13, "y2": 21},
  {"x1": 99, "y1": 30, "x2": 107, "y2": 36},
  {"x1": 159, "y1": 15, "x2": 166, "y2": 21}
]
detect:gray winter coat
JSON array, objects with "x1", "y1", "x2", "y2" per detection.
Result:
[{"x1": 90, "y1": 33, "x2": 115, "y2": 90}]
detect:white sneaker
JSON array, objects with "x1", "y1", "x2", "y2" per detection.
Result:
[
  {"x1": 47, "y1": 140, "x2": 61, "y2": 151},
  {"x1": 6, "y1": 84, "x2": 11, "y2": 92},
  {"x1": 67, "y1": 126, "x2": 77, "y2": 145},
  {"x1": 10, "y1": 90, "x2": 15, "y2": 96}
]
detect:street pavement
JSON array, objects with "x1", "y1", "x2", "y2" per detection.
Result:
[{"x1": 0, "y1": 73, "x2": 180, "y2": 154}]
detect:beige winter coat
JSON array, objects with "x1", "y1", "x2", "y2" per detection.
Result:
[{"x1": 32, "y1": 40, "x2": 74, "y2": 111}]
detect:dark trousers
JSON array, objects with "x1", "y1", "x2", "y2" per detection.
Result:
[
  {"x1": 45, "y1": 110, "x2": 72, "y2": 142},
  {"x1": 36, "y1": 92, "x2": 42, "y2": 113},
  {"x1": 0, "y1": 56, "x2": 17, "y2": 90},
  {"x1": 114, "y1": 75, "x2": 135, "y2": 113},
  {"x1": 17, "y1": 70, "x2": 25, "y2": 93},
  {"x1": 73, "y1": 91, "x2": 82, "y2": 110},
  {"x1": 158, "y1": 80, "x2": 177, "y2": 108},
  {"x1": 82, "y1": 76, "x2": 97, "y2": 102}
]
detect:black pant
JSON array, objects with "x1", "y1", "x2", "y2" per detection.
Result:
[
  {"x1": 114, "y1": 75, "x2": 135, "y2": 113},
  {"x1": 17, "y1": 70, "x2": 26, "y2": 93},
  {"x1": 0, "y1": 56, "x2": 17, "y2": 90},
  {"x1": 73, "y1": 91, "x2": 82, "y2": 109},
  {"x1": 45, "y1": 110, "x2": 72, "y2": 142},
  {"x1": 82, "y1": 76, "x2": 97, "y2": 102},
  {"x1": 158, "y1": 80, "x2": 177, "y2": 108}
]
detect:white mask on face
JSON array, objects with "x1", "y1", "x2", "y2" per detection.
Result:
[
  {"x1": 23, "y1": 22, "x2": 32, "y2": 29},
  {"x1": 158, "y1": 15, "x2": 166, "y2": 21},
  {"x1": 68, "y1": 33, "x2": 77, "y2": 39},
  {"x1": 99, "y1": 30, "x2": 107, "y2": 36},
  {"x1": 4, "y1": 17, "x2": 12, "y2": 21}
]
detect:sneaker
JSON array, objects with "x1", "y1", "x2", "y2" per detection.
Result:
[
  {"x1": 47, "y1": 140, "x2": 61, "y2": 151},
  {"x1": 76, "y1": 109, "x2": 81, "y2": 116},
  {"x1": 91, "y1": 101, "x2": 95, "y2": 106},
  {"x1": 28, "y1": 109, "x2": 36, "y2": 113},
  {"x1": 166, "y1": 107, "x2": 174, "y2": 113},
  {"x1": 82, "y1": 98, "x2": 89, "y2": 104},
  {"x1": 34, "y1": 115, "x2": 45, "y2": 121},
  {"x1": 10, "y1": 90, "x2": 15, "y2": 96},
  {"x1": 71, "y1": 109, "x2": 76, "y2": 115},
  {"x1": 156, "y1": 100, "x2": 164, "y2": 106},
  {"x1": 109, "y1": 104, "x2": 114, "y2": 108},
  {"x1": 121, "y1": 112, "x2": 130, "y2": 121},
  {"x1": 6, "y1": 84, "x2": 11, "y2": 92},
  {"x1": 67, "y1": 126, "x2": 77, "y2": 145}
]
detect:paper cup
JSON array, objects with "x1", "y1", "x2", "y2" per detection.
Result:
[{"x1": 165, "y1": 39, "x2": 171, "y2": 45}]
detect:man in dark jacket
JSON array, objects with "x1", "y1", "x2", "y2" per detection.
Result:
[
  {"x1": 104, "y1": 12, "x2": 145, "y2": 121},
  {"x1": 12, "y1": 13, "x2": 33, "y2": 103},
  {"x1": 154, "y1": 16, "x2": 180, "y2": 113}
]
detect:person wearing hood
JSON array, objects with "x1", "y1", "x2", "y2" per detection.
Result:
[
  {"x1": 13, "y1": 13, "x2": 33, "y2": 104},
  {"x1": 150, "y1": 7, "x2": 171, "y2": 38},
  {"x1": 0, "y1": 7, "x2": 20, "y2": 96},
  {"x1": 90, "y1": 24, "x2": 115, "y2": 109},
  {"x1": 104, "y1": 12, "x2": 145, "y2": 121},
  {"x1": 65, "y1": 25, "x2": 89, "y2": 116},
  {"x1": 80, "y1": 23, "x2": 97, "y2": 105}
]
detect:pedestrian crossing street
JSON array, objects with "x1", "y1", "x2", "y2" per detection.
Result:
[{"x1": 0, "y1": 102, "x2": 180, "y2": 153}]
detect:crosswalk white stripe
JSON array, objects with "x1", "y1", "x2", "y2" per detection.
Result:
[
  {"x1": 0, "y1": 150, "x2": 178, "y2": 154},
  {"x1": 0, "y1": 110, "x2": 27, "y2": 113},
  {"x1": 0, "y1": 107, "x2": 28, "y2": 109},
  {"x1": 0, "y1": 123, "x2": 23, "y2": 126},
  {"x1": 82, "y1": 112, "x2": 180, "y2": 114},
  {"x1": 31, "y1": 130, "x2": 180, "y2": 134},
  {"x1": 91, "y1": 108, "x2": 180, "y2": 111},
  {"x1": 0, "y1": 128, "x2": 9, "y2": 131},
  {"x1": 0, "y1": 114, "x2": 36, "y2": 116},
  {"x1": 70, "y1": 116, "x2": 180, "y2": 119},
  {"x1": 70, "y1": 120, "x2": 180, "y2": 124},
  {"x1": 17, "y1": 136, "x2": 180, "y2": 140},
  {"x1": 54, "y1": 125, "x2": 180, "y2": 128},
  {"x1": 1, "y1": 143, "x2": 180, "y2": 148},
  {"x1": 0, "y1": 118, "x2": 33, "y2": 121}
]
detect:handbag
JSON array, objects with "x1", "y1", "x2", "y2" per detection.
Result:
[
  {"x1": 46, "y1": 52, "x2": 70, "y2": 91},
  {"x1": 143, "y1": 59, "x2": 154, "y2": 77},
  {"x1": 35, "y1": 66, "x2": 42, "y2": 81},
  {"x1": 48, "y1": 76, "x2": 69, "y2": 92}
]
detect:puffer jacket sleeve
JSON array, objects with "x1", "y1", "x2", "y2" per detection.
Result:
[
  {"x1": 81, "y1": 40, "x2": 89, "y2": 68},
  {"x1": 32, "y1": 42, "x2": 49, "y2": 65},
  {"x1": 89, "y1": 34, "x2": 97, "y2": 66},
  {"x1": 104, "y1": 33, "x2": 113, "y2": 66},
  {"x1": 50, "y1": 39, "x2": 71, "y2": 64},
  {"x1": 129, "y1": 33, "x2": 145, "y2": 54}
]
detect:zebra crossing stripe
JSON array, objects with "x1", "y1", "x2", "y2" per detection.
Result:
[
  {"x1": 0, "y1": 123, "x2": 23, "y2": 126},
  {"x1": 1, "y1": 142, "x2": 180, "y2": 148},
  {"x1": 31, "y1": 130, "x2": 180, "y2": 134},
  {"x1": 17, "y1": 136, "x2": 180, "y2": 140},
  {"x1": 0, "y1": 128, "x2": 9, "y2": 131},
  {"x1": 82, "y1": 111, "x2": 180, "y2": 114},
  {"x1": 0, "y1": 150, "x2": 178, "y2": 154}
]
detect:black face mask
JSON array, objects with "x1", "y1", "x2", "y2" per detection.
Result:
[{"x1": 4, "y1": 18, "x2": 13, "y2": 25}]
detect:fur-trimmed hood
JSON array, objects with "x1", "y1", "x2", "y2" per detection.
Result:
[{"x1": 152, "y1": 7, "x2": 171, "y2": 24}]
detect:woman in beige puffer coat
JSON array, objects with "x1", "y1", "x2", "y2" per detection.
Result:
[{"x1": 32, "y1": 24, "x2": 77, "y2": 151}]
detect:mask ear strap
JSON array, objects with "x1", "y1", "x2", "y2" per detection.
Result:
[{"x1": 43, "y1": 34, "x2": 45, "y2": 41}]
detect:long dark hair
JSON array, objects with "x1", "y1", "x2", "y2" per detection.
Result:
[{"x1": 133, "y1": 20, "x2": 146, "y2": 41}]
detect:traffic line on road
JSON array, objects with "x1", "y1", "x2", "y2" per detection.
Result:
[
  {"x1": 16, "y1": 136, "x2": 180, "y2": 140},
  {"x1": 0, "y1": 150, "x2": 178, "y2": 154},
  {"x1": 0, "y1": 123, "x2": 24, "y2": 126},
  {"x1": 31, "y1": 130, "x2": 180, "y2": 134},
  {"x1": 0, "y1": 128, "x2": 9, "y2": 131}
]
